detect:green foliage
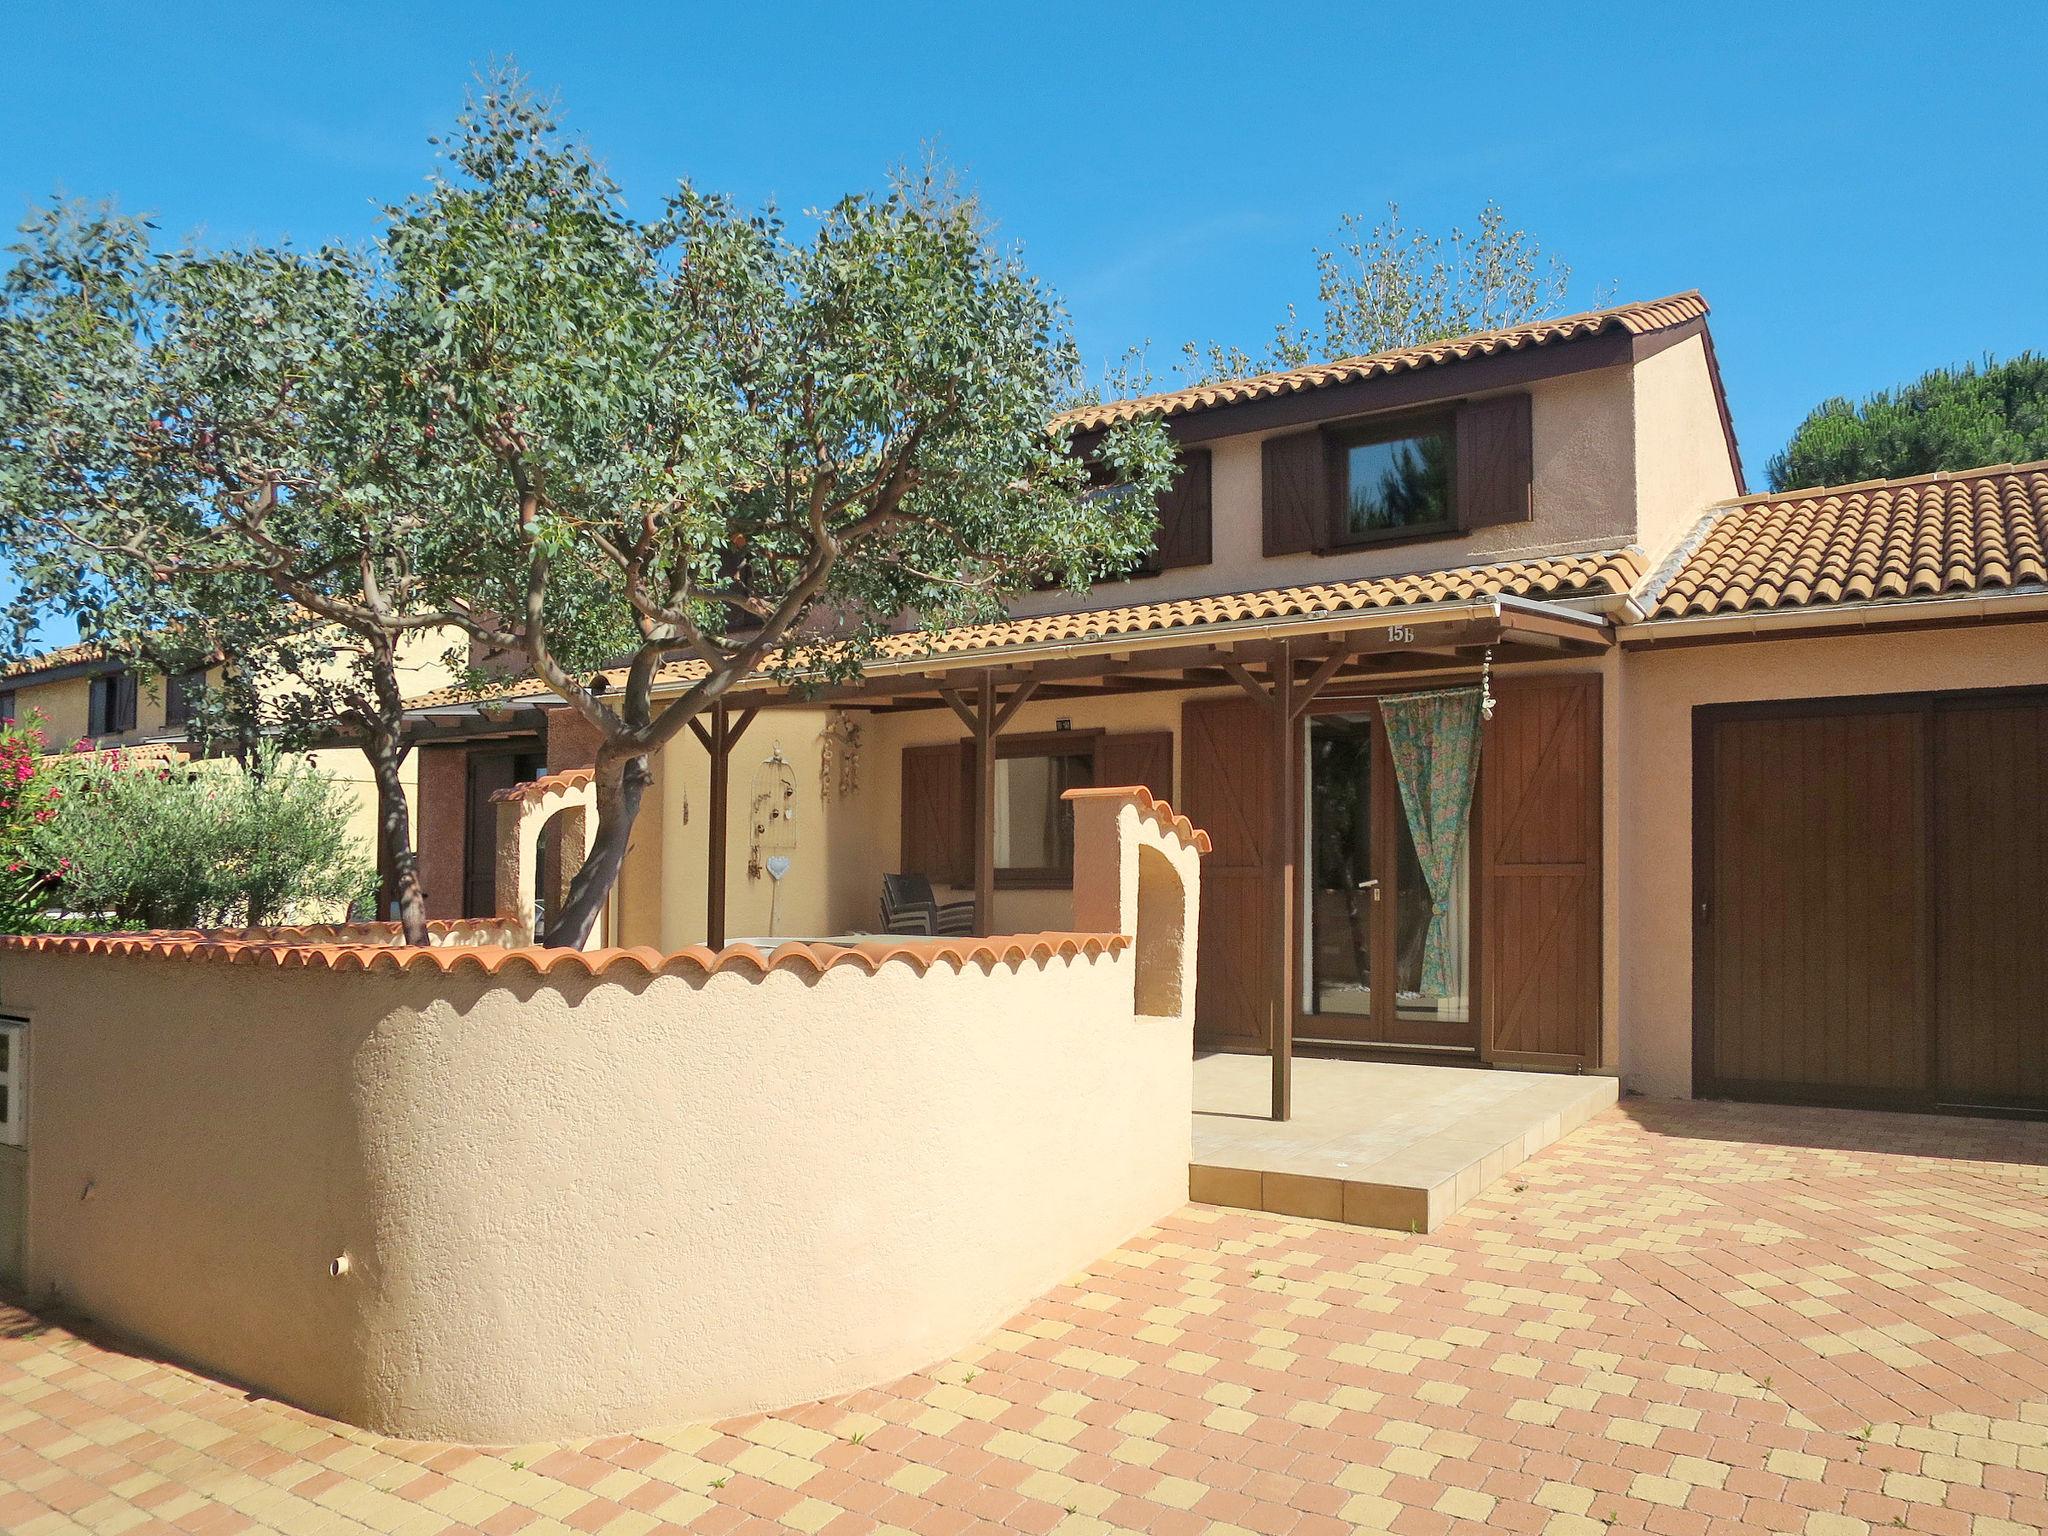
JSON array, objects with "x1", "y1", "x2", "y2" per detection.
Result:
[
  {"x1": 1181, "y1": 201, "x2": 1582, "y2": 385},
  {"x1": 1, "y1": 65, "x2": 1176, "y2": 944},
  {"x1": 36, "y1": 744, "x2": 375, "y2": 930},
  {"x1": 0, "y1": 713, "x2": 65, "y2": 933},
  {"x1": 1768, "y1": 354, "x2": 2048, "y2": 492},
  {"x1": 379, "y1": 83, "x2": 1175, "y2": 692}
]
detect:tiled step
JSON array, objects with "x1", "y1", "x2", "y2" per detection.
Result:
[{"x1": 1189, "y1": 1055, "x2": 1619, "y2": 1232}]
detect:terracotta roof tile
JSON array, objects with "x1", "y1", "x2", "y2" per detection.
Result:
[
  {"x1": 3, "y1": 640, "x2": 108, "y2": 681},
  {"x1": 1057, "y1": 292, "x2": 1709, "y2": 433},
  {"x1": 1646, "y1": 461, "x2": 2048, "y2": 619},
  {"x1": 0, "y1": 929, "x2": 1130, "y2": 980},
  {"x1": 405, "y1": 547, "x2": 1643, "y2": 712}
]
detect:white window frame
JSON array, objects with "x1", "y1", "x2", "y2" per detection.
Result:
[{"x1": 0, "y1": 1016, "x2": 24, "y2": 1147}]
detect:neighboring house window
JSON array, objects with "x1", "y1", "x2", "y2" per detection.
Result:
[
  {"x1": 164, "y1": 669, "x2": 204, "y2": 728},
  {"x1": 0, "y1": 692, "x2": 13, "y2": 725},
  {"x1": 1262, "y1": 391, "x2": 1533, "y2": 556},
  {"x1": 0, "y1": 1018, "x2": 24, "y2": 1147},
  {"x1": 88, "y1": 671, "x2": 138, "y2": 736}
]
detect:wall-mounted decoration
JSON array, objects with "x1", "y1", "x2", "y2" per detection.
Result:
[{"x1": 818, "y1": 711, "x2": 862, "y2": 801}]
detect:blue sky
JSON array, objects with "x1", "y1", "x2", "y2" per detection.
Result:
[{"x1": 4, "y1": 1, "x2": 2043, "y2": 645}]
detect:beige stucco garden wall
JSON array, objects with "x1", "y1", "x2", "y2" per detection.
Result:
[
  {"x1": 0, "y1": 934, "x2": 1189, "y2": 1442},
  {"x1": 1616, "y1": 620, "x2": 2048, "y2": 1099},
  {"x1": 0, "y1": 791, "x2": 1203, "y2": 1442}
]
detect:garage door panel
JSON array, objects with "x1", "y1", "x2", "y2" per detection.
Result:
[
  {"x1": 1934, "y1": 704, "x2": 2048, "y2": 1108},
  {"x1": 1705, "y1": 709, "x2": 1928, "y2": 1096}
]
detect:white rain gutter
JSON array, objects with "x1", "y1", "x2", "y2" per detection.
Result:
[{"x1": 1618, "y1": 585, "x2": 2048, "y2": 646}]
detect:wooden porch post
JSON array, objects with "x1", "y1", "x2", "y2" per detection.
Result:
[
  {"x1": 690, "y1": 701, "x2": 758, "y2": 949},
  {"x1": 940, "y1": 673, "x2": 1041, "y2": 938},
  {"x1": 974, "y1": 671, "x2": 996, "y2": 937},
  {"x1": 1222, "y1": 640, "x2": 1350, "y2": 1122}
]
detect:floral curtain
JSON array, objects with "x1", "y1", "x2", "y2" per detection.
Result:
[{"x1": 1379, "y1": 687, "x2": 1484, "y2": 998}]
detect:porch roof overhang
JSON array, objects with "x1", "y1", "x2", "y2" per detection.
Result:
[{"x1": 711, "y1": 592, "x2": 1613, "y2": 713}]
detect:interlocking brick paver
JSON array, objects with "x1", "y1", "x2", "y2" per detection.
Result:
[{"x1": 4, "y1": 1099, "x2": 2048, "y2": 1534}]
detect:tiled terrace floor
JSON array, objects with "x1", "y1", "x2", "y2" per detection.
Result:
[{"x1": 5, "y1": 1099, "x2": 2048, "y2": 1536}]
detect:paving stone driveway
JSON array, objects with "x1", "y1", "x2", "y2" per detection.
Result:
[{"x1": 4, "y1": 1099, "x2": 2048, "y2": 1536}]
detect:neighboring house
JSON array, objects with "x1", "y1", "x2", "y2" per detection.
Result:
[
  {"x1": 1, "y1": 631, "x2": 470, "y2": 906},
  {"x1": 389, "y1": 290, "x2": 2039, "y2": 1116}
]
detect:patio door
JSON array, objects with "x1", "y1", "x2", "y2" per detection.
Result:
[{"x1": 1304, "y1": 708, "x2": 1478, "y2": 1050}]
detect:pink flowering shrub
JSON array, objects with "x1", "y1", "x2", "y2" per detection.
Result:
[{"x1": 0, "y1": 714, "x2": 67, "y2": 932}]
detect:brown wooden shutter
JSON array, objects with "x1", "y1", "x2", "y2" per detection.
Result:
[
  {"x1": 1153, "y1": 449, "x2": 1213, "y2": 570},
  {"x1": 1261, "y1": 429, "x2": 1329, "y2": 555},
  {"x1": 900, "y1": 742, "x2": 971, "y2": 886},
  {"x1": 1479, "y1": 674, "x2": 1600, "y2": 1067},
  {"x1": 110, "y1": 672, "x2": 138, "y2": 733},
  {"x1": 1181, "y1": 696, "x2": 1275, "y2": 1050},
  {"x1": 1096, "y1": 730, "x2": 1173, "y2": 802},
  {"x1": 1455, "y1": 391, "x2": 1534, "y2": 530}
]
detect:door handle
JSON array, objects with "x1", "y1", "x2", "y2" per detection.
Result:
[{"x1": 1358, "y1": 879, "x2": 1381, "y2": 901}]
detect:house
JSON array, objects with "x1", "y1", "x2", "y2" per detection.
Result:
[
  {"x1": 399, "y1": 290, "x2": 2048, "y2": 1116},
  {"x1": 1, "y1": 632, "x2": 467, "y2": 906}
]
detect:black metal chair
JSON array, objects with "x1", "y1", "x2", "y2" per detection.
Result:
[{"x1": 880, "y1": 873, "x2": 976, "y2": 937}]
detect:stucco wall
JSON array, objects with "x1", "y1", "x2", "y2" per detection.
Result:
[
  {"x1": 641, "y1": 707, "x2": 843, "y2": 947},
  {"x1": 0, "y1": 927, "x2": 1192, "y2": 1442},
  {"x1": 1617, "y1": 620, "x2": 2048, "y2": 1099},
  {"x1": 1631, "y1": 334, "x2": 1742, "y2": 566}
]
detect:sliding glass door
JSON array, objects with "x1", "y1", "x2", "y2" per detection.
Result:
[{"x1": 1305, "y1": 705, "x2": 1478, "y2": 1050}]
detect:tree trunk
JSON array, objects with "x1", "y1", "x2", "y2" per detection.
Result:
[
  {"x1": 542, "y1": 749, "x2": 649, "y2": 949},
  {"x1": 364, "y1": 730, "x2": 430, "y2": 944}
]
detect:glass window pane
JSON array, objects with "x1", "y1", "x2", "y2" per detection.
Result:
[
  {"x1": 993, "y1": 751, "x2": 1094, "y2": 873},
  {"x1": 1310, "y1": 716, "x2": 1374, "y2": 1016},
  {"x1": 1344, "y1": 432, "x2": 1451, "y2": 536}
]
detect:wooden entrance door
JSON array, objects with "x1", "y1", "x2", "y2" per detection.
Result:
[
  {"x1": 1696, "y1": 690, "x2": 2048, "y2": 1112},
  {"x1": 1183, "y1": 695, "x2": 1274, "y2": 1050},
  {"x1": 1185, "y1": 677, "x2": 1606, "y2": 1067}
]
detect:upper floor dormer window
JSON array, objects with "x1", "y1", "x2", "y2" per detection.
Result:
[
  {"x1": 87, "y1": 671, "x2": 137, "y2": 736},
  {"x1": 1334, "y1": 418, "x2": 1454, "y2": 544},
  {"x1": 1264, "y1": 391, "x2": 1533, "y2": 557}
]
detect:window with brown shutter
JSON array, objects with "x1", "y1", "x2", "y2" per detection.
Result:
[
  {"x1": 1151, "y1": 449, "x2": 1212, "y2": 570},
  {"x1": 1261, "y1": 429, "x2": 1327, "y2": 554},
  {"x1": 1455, "y1": 391, "x2": 1534, "y2": 529},
  {"x1": 88, "y1": 671, "x2": 138, "y2": 736}
]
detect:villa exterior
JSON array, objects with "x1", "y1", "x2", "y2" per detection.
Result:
[{"x1": 27, "y1": 291, "x2": 2038, "y2": 1118}]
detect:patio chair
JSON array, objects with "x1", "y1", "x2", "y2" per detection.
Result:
[{"x1": 880, "y1": 873, "x2": 976, "y2": 937}]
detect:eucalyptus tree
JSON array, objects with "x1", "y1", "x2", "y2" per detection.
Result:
[
  {"x1": 1183, "y1": 201, "x2": 1581, "y2": 383},
  {"x1": 389, "y1": 81, "x2": 1177, "y2": 947},
  {"x1": 0, "y1": 203, "x2": 471, "y2": 941}
]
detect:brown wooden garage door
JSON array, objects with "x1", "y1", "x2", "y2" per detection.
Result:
[{"x1": 1695, "y1": 690, "x2": 2048, "y2": 1113}]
